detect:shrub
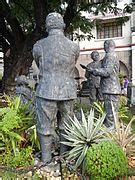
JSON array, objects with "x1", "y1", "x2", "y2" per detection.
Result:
[
  {"x1": 91, "y1": 96, "x2": 133, "y2": 122},
  {"x1": 3, "y1": 146, "x2": 34, "y2": 168},
  {"x1": 118, "y1": 96, "x2": 132, "y2": 122},
  {"x1": 85, "y1": 141, "x2": 128, "y2": 179},
  {"x1": 0, "y1": 96, "x2": 38, "y2": 168}
]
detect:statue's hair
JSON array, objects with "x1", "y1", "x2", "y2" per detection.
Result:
[
  {"x1": 91, "y1": 51, "x2": 99, "y2": 58},
  {"x1": 104, "y1": 40, "x2": 115, "y2": 49},
  {"x1": 46, "y1": 12, "x2": 65, "y2": 32}
]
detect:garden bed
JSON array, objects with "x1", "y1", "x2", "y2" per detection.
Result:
[
  {"x1": 1, "y1": 95, "x2": 135, "y2": 179},
  {"x1": 1, "y1": 150, "x2": 135, "y2": 179}
]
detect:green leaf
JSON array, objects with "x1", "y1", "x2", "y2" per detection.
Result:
[
  {"x1": 81, "y1": 109, "x2": 88, "y2": 136},
  {"x1": 125, "y1": 117, "x2": 135, "y2": 138},
  {"x1": 87, "y1": 109, "x2": 94, "y2": 139},
  {"x1": 11, "y1": 140, "x2": 17, "y2": 156},
  {"x1": 64, "y1": 128, "x2": 86, "y2": 141},
  {"x1": 75, "y1": 145, "x2": 88, "y2": 169},
  {"x1": 61, "y1": 141, "x2": 77, "y2": 147},
  {"x1": 89, "y1": 113, "x2": 106, "y2": 141},
  {"x1": 69, "y1": 145, "x2": 84, "y2": 156}
]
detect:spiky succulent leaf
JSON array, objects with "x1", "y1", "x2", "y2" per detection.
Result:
[
  {"x1": 62, "y1": 109, "x2": 109, "y2": 170},
  {"x1": 64, "y1": 124, "x2": 86, "y2": 141},
  {"x1": 81, "y1": 109, "x2": 88, "y2": 136},
  {"x1": 124, "y1": 117, "x2": 134, "y2": 138},
  {"x1": 68, "y1": 145, "x2": 84, "y2": 158},
  {"x1": 67, "y1": 114, "x2": 86, "y2": 138},
  {"x1": 88, "y1": 113, "x2": 106, "y2": 141},
  {"x1": 87, "y1": 109, "x2": 94, "y2": 139},
  {"x1": 92, "y1": 101, "x2": 104, "y2": 115},
  {"x1": 75, "y1": 145, "x2": 88, "y2": 169},
  {"x1": 109, "y1": 102, "x2": 135, "y2": 154}
]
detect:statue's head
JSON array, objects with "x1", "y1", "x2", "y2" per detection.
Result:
[
  {"x1": 46, "y1": 12, "x2": 65, "y2": 32},
  {"x1": 104, "y1": 40, "x2": 115, "y2": 53},
  {"x1": 91, "y1": 51, "x2": 100, "y2": 61},
  {"x1": 16, "y1": 75, "x2": 29, "y2": 86}
]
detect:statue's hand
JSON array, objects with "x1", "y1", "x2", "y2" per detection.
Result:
[
  {"x1": 80, "y1": 64, "x2": 94, "y2": 73},
  {"x1": 80, "y1": 64, "x2": 87, "y2": 69},
  {"x1": 92, "y1": 69, "x2": 98, "y2": 75},
  {"x1": 88, "y1": 68, "x2": 93, "y2": 73}
]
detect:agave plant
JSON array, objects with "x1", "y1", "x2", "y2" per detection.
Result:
[
  {"x1": 107, "y1": 116, "x2": 135, "y2": 155},
  {"x1": 105, "y1": 102, "x2": 135, "y2": 155},
  {"x1": 61, "y1": 109, "x2": 110, "y2": 170}
]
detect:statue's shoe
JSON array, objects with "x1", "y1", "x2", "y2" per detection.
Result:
[
  {"x1": 34, "y1": 157, "x2": 61, "y2": 177},
  {"x1": 40, "y1": 161, "x2": 61, "y2": 177}
]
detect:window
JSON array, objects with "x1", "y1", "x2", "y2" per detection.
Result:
[{"x1": 97, "y1": 21, "x2": 122, "y2": 39}]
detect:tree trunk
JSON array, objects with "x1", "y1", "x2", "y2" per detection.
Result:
[
  {"x1": 2, "y1": 39, "x2": 34, "y2": 94},
  {"x1": 0, "y1": 0, "x2": 80, "y2": 95},
  {"x1": 2, "y1": 55, "x2": 16, "y2": 94}
]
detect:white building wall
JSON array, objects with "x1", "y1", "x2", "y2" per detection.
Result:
[
  {"x1": 78, "y1": 0, "x2": 132, "y2": 52},
  {"x1": 76, "y1": 17, "x2": 132, "y2": 81},
  {"x1": 78, "y1": 16, "x2": 131, "y2": 53}
]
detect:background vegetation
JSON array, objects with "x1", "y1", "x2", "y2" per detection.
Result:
[{"x1": 0, "y1": 0, "x2": 132, "y2": 93}]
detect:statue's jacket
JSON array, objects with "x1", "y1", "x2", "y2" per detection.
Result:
[
  {"x1": 85, "y1": 61, "x2": 101, "y2": 88},
  {"x1": 93, "y1": 52, "x2": 121, "y2": 95},
  {"x1": 33, "y1": 32, "x2": 80, "y2": 100}
]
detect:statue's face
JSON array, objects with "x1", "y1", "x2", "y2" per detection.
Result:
[
  {"x1": 104, "y1": 43, "x2": 110, "y2": 53},
  {"x1": 91, "y1": 52, "x2": 99, "y2": 61},
  {"x1": 104, "y1": 40, "x2": 115, "y2": 53}
]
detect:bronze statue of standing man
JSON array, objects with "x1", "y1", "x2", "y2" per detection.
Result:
[
  {"x1": 33, "y1": 12, "x2": 80, "y2": 167},
  {"x1": 85, "y1": 51, "x2": 103, "y2": 104},
  {"x1": 88, "y1": 40, "x2": 121, "y2": 127}
]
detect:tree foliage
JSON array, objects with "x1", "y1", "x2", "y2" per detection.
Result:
[
  {"x1": 0, "y1": 0, "x2": 132, "y2": 44},
  {"x1": 0, "y1": 0, "x2": 133, "y2": 93}
]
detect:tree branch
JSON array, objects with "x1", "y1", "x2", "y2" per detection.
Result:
[
  {"x1": 63, "y1": 0, "x2": 78, "y2": 30},
  {"x1": 0, "y1": 0, "x2": 25, "y2": 45},
  {"x1": 63, "y1": 1, "x2": 118, "y2": 32},
  {"x1": 11, "y1": 0, "x2": 35, "y2": 30},
  {"x1": 0, "y1": 13, "x2": 14, "y2": 45},
  {"x1": 32, "y1": 0, "x2": 48, "y2": 37},
  {"x1": 0, "y1": 35, "x2": 10, "y2": 54}
]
